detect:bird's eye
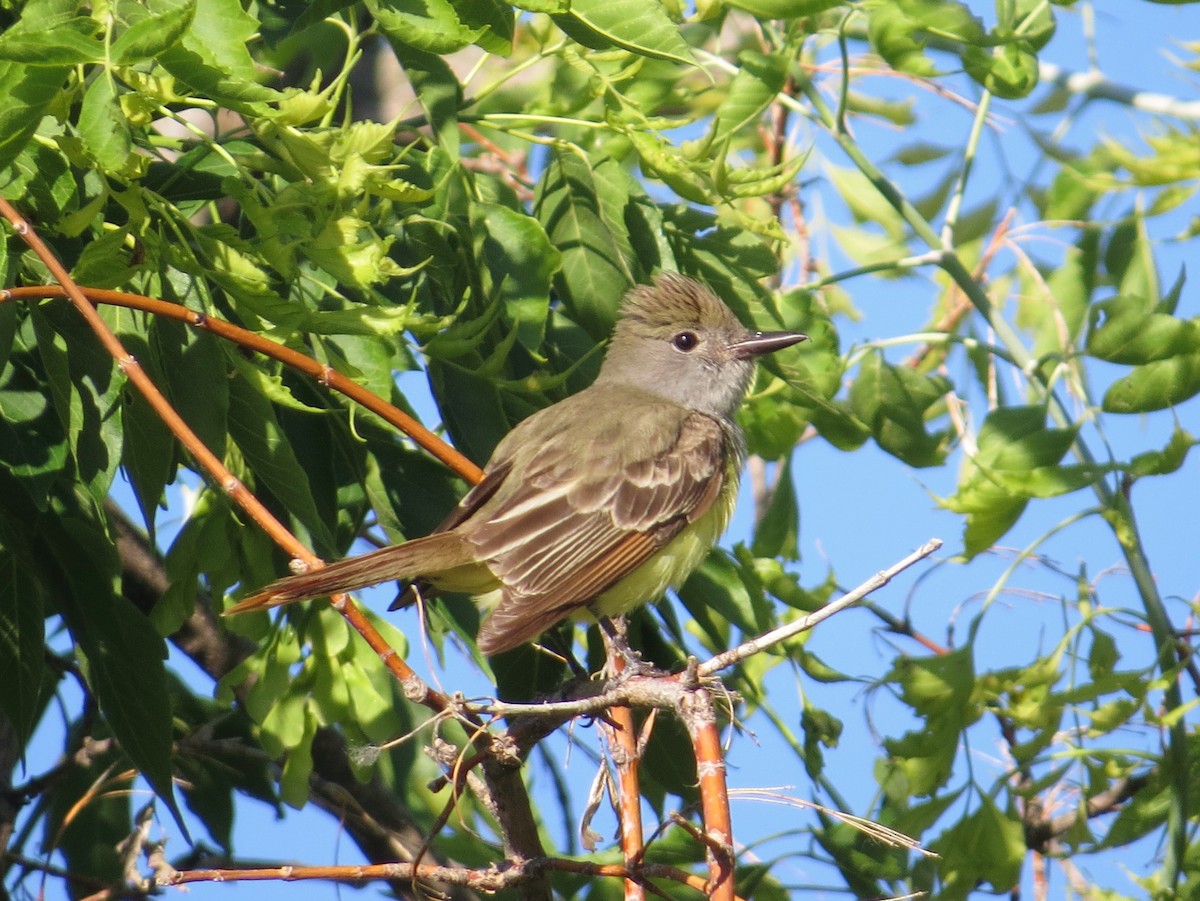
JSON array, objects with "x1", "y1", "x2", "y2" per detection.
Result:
[{"x1": 672, "y1": 331, "x2": 699, "y2": 352}]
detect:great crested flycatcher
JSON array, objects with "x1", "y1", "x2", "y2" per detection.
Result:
[{"x1": 227, "y1": 273, "x2": 806, "y2": 655}]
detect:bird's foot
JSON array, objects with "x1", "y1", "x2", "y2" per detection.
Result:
[{"x1": 598, "y1": 615, "x2": 662, "y2": 680}]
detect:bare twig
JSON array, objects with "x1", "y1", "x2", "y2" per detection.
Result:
[
  {"x1": 698, "y1": 539, "x2": 943, "y2": 677},
  {"x1": 165, "y1": 856, "x2": 745, "y2": 899}
]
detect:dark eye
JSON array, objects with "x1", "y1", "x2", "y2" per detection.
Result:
[{"x1": 672, "y1": 331, "x2": 699, "y2": 352}]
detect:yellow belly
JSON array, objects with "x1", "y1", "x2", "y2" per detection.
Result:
[{"x1": 590, "y1": 475, "x2": 736, "y2": 618}]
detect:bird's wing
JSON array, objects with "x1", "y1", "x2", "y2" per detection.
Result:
[{"x1": 466, "y1": 398, "x2": 730, "y2": 653}]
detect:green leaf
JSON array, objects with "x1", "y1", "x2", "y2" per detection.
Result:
[
  {"x1": 882, "y1": 647, "x2": 978, "y2": 795},
  {"x1": 4, "y1": 141, "x2": 75, "y2": 223},
  {"x1": 678, "y1": 552, "x2": 764, "y2": 646},
  {"x1": 890, "y1": 142, "x2": 952, "y2": 166},
  {"x1": 1128, "y1": 426, "x2": 1195, "y2": 477},
  {"x1": 1040, "y1": 160, "x2": 1100, "y2": 220},
  {"x1": 0, "y1": 9, "x2": 101, "y2": 65},
  {"x1": 0, "y1": 528, "x2": 47, "y2": 746},
  {"x1": 884, "y1": 788, "x2": 964, "y2": 844},
  {"x1": 867, "y1": 0, "x2": 985, "y2": 78},
  {"x1": 226, "y1": 359, "x2": 337, "y2": 554},
  {"x1": 158, "y1": 0, "x2": 287, "y2": 106},
  {"x1": 710, "y1": 51, "x2": 788, "y2": 147},
  {"x1": 1010, "y1": 0, "x2": 1056, "y2": 51},
  {"x1": 1103, "y1": 127, "x2": 1200, "y2": 187},
  {"x1": 162, "y1": 0, "x2": 256, "y2": 80},
  {"x1": 121, "y1": 392, "x2": 176, "y2": 535},
  {"x1": 942, "y1": 406, "x2": 1081, "y2": 555},
  {"x1": 1104, "y1": 217, "x2": 1159, "y2": 307},
  {"x1": 365, "y1": 437, "x2": 464, "y2": 538},
  {"x1": 0, "y1": 60, "x2": 70, "y2": 172},
  {"x1": 71, "y1": 228, "x2": 142, "y2": 289},
  {"x1": 963, "y1": 41, "x2": 1040, "y2": 99},
  {"x1": 984, "y1": 462, "x2": 1108, "y2": 498},
  {"x1": 628, "y1": 130, "x2": 714, "y2": 204},
  {"x1": 368, "y1": 0, "x2": 486, "y2": 54},
  {"x1": 724, "y1": 0, "x2": 843, "y2": 17},
  {"x1": 637, "y1": 708, "x2": 699, "y2": 807},
  {"x1": 828, "y1": 165, "x2": 908, "y2": 242},
  {"x1": 1019, "y1": 238, "x2": 1092, "y2": 358},
  {"x1": 390, "y1": 46, "x2": 463, "y2": 150},
  {"x1": 475, "y1": 201, "x2": 561, "y2": 353},
  {"x1": 342, "y1": 620, "x2": 405, "y2": 739},
  {"x1": 0, "y1": 320, "x2": 70, "y2": 510},
  {"x1": 534, "y1": 149, "x2": 633, "y2": 340},
  {"x1": 154, "y1": 316, "x2": 229, "y2": 460},
  {"x1": 303, "y1": 215, "x2": 404, "y2": 289},
  {"x1": 1102, "y1": 353, "x2": 1200, "y2": 413},
  {"x1": 1087, "y1": 302, "x2": 1200, "y2": 365},
  {"x1": 453, "y1": 0, "x2": 516, "y2": 55},
  {"x1": 1086, "y1": 698, "x2": 1141, "y2": 737},
  {"x1": 51, "y1": 500, "x2": 188, "y2": 839},
  {"x1": 78, "y1": 73, "x2": 133, "y2": 173},
  {"x1": 1087, "y1": 628, "x2": 1120, "y2": 679},
  {"x1": 867, "y1": 4, "x2": 933, "y2": 76},
  {"x1": 110, "y1": 0, "x2": 197, "y2": 64},
  {"x1": 555, "y1": 0, "x2": 695, "y2": 65},
  {"x1": 750, "y1": 458, "x2": 799, "y2": 561},
  {"x1": 890, "y1": 647, "x2": 975, "y2": 718},
  {"x1": 931, "y1": 795, "x2": 1024, "y2": 892},
  {"x1": 118, "y1": 314, "x2": 181, "y2": 535},
  {"x1": 801, "y1": 702, "x2": 842, "y2": 778},
  {"x1": 278, "y1": 701, "x2": 318, "y2": 808},
  {"x1": 32, "y1": 305, "x2": 126, "y2": 506},
  {"x1": 848, "y1": 353, "x2": 951, "y2": 467}
]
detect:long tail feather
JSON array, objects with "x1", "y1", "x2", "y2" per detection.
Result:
[{"x1": 225, "y1": 532, "x2": 476, "y2": 614}]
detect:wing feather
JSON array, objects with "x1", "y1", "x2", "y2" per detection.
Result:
[{"x1": 466, "y1": 390, "x2": 733, "y2": 654}]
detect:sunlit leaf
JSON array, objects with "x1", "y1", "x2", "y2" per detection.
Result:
[{"x1": 555, "y1": 0, "x2": 695, "y2": 65}]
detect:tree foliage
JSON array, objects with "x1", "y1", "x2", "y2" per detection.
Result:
[{"x1": 1, "y1": 0, "x2": 1198, "y2": 898}]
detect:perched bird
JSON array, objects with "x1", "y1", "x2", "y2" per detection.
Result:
[{"x1": 227, "y1": 273, "x2": 806, "y2": 655}]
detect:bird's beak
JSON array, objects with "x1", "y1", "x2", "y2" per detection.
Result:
[{"x1": 729, "y1": 330, "x2": 807, "y2": 360}]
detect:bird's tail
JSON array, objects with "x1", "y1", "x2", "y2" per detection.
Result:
[{"x1": 224, "y1": 532, "x2": 476, "y2": 614}]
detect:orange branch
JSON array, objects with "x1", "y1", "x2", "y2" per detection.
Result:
[
  {"x1": 600, "y1": 704, "x2": 647, "y2": 901},
  {"x1": 0, "y1": 285, "x2": 483, "y2": 484},
  {"x1": 684, "y1": 693, "x2": 735, "y2": 901}
]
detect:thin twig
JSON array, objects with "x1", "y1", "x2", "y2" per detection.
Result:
[
  {"x1": 698, "y1": 539, "x2": 943, "y2": 677},
  {"x1": 164, "y1": 857, "x2": 743, "y2": 897}
]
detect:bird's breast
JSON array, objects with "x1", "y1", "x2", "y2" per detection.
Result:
[{"x1": 590, "y1": 453, "x2": 740, "y2": 618}]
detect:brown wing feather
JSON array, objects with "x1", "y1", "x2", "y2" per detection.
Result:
[{"x1": 469, "y1": 395, "x2": 730, "y2": 653}]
